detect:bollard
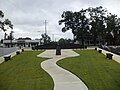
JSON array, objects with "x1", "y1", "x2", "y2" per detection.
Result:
[
  {"x1": 95, "y1": 48, "x2": 97, "y2": 50},
  {"x1": 22, "y1": 49, "x2": 24, "y2": 52},
  {"x1": 98, "y1": 50, "x2": 102, "y2": 53},
  {"x1": 106, "y1": 53, "x2": 113, "y2": 59},
  {"x1": 16, "y1": 51, "x2": 20, "y2": 55},
  {"x1": 4, "y1": 55, "x2": 11, "y2": 61}
]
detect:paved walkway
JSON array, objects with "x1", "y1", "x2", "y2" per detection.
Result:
[{"x1": 37, "y1": 49, "x2": 88, "y2": 90}]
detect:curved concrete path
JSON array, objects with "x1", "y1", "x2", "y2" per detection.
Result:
[{"x1": 37, "y1": 49, "x2": 88, "y2": 90}]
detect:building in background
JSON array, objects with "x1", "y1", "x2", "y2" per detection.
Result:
[{"x1": 3, "y1": 39, "x2": 40, "y2": 47}]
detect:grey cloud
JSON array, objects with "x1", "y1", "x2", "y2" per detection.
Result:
[{"x1": 0, "y1": 0, "x2": 120, "y2": 40}]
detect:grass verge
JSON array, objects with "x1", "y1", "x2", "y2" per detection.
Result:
[
  {"x1": 0, "y1": 51, "x2": 54, "y2": 90},
  {"x1": 57, "y1": 50, "x2": 120, "y2": 90}
]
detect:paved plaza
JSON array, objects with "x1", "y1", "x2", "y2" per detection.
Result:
[{"x1": 37, "y1": 49, "x2": 88, "y2": 90}]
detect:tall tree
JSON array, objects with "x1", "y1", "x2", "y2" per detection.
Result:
[
  {"x1": 0, "y1": 10, "x2": 4, "y2": 18},
  {"x1": 0, "y1": 10, "x2": 13, "y2": 39},
  {"x1": 106, "y1": 13, "x2": 120, "y2": 45},
  {"x1": 74, "y1": 10, "x2": 90, "y2": 45},
  {"x1": 40, "y1": 33, "x2": 51, "y2": 45},
  {"x1": 117, "y1": 18, "x2": 120, "y2": 44},
  {"x1": 0, "y1": 10, "x2": 4, "y2": 31},
  {"x1": 59, "y1": 6, "x2": 120, "y2": 46},
  {"x1": 87, "y1": 6, "x2": 107, "y2": 45},
  {"x1": 59, "y1": 9, "x2": 89, "y2": 45}
]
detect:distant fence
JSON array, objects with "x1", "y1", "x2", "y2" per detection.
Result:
[
  {"x1": 0, "y1": 47, "x2": 19, "y2": 57},
  {"x1": 34, "y1": 44, "x2": 87, "y2": 50}
]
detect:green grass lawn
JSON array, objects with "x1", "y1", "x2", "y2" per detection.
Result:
[
  {"x1": 0, "y1": 51, "x2": 54, "y2": 90},
  {"x1": 57, "y1": 50, "x2": 120, "y2": 90}
]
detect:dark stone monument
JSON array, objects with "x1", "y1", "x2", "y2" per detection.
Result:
[{"x1": 56, "y1": 44, "x2": 61, "y2": 55}]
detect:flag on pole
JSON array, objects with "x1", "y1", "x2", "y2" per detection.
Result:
[{"x1": 110, "y1": 31, "x2": 114, "y2": 38}]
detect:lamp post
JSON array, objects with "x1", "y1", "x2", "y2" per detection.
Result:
[{"x1": 45, "y1": 20, "x2": 47, "y2": 34}]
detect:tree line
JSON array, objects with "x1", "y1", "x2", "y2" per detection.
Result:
[{"x1": 59, "y1": 6, "x2": 120, "y2": 45}]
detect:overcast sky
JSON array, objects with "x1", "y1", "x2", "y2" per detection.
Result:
[{"x1": 0, "y1": 0, "x2": 120, "y2": 41}]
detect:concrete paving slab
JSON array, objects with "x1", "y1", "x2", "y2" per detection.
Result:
[{"x1": 37, "y1": 49, "x2": 88, "y2": 90}]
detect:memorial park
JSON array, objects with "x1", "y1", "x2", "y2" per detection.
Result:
[{"x1": 0, "y1": 1, "x2": 120, "y2": 90}]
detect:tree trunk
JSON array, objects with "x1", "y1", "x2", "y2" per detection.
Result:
[
  {"x1": 81, "y1": 37, "x2": 84, "y2": 46},
  {"x1": 93, "y1": 35, "x2": 97, "y2": 46}
]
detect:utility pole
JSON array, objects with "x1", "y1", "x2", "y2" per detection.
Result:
[
  {"x1": 45, "y1": 20, "x2": 47, "y2": 34},
  {"x1": 52, "y1": 34, "x2": 54, "y2": 41}
]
